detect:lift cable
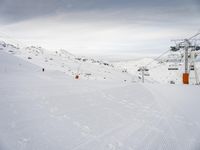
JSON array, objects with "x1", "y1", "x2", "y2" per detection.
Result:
[
  {"x1": 144, "y1": 49, "x2": 170, "y2": 67},
  {"x1": 188, "y1": 31, "x2": 200, "y2": 40}
]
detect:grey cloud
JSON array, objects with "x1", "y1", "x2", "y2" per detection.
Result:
[
  {"x1": 0, "y1": 0, "x2": 199, "y2": 25},
  {"x1": 0, "y1": 0, "x2": 63, "y2": 22}
]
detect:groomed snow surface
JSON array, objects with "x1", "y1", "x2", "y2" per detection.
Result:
[{"x1": 1, "y1": 51, "x2": 200, "y2": 150}]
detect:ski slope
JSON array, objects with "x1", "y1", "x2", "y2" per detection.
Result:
[{"x1": 1, "y1": 50, "x2": 200, "y2": 150}]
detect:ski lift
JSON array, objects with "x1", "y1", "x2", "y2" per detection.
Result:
[
  {"x1": 168, "y1": 64, "x2": 179, "y2": 70},
  {"x1": 137, "y1": 68, "x2": 149, "y2": 72},
  {"x1": 144, "y1": 72, "x2": 150, "y2": 76},
  {"x1": 170, "y1": 46, "x2": 179, "y2": 52},
  {"x1": 137, "y1": 67, "x2": 150, "y2": 76},
  {"x1": 170, "y1": 80, "x2": 175, "y2": 84},
  {"x1": 195, "y1": 46, "x2": 200, "y2": 51},
  {"x1": 190, "y1": 64, "x2": 194, "y2": 71}
]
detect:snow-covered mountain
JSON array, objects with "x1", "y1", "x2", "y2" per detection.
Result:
[
  {"x1": 1, "y1": 40, "x2": 199, "y2": 85},
  {"x1": 0, "y1": 41, "x2": 133, "y2": 82},
  {"x1": 1, "y1": 47, "x2": 200, "y2": 150}
]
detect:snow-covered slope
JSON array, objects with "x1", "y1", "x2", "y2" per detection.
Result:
[
  {"x1": 1, "y1": 51, "x2": 200, "y2": 150},
  {"x1": 0, "y1": 41, "x2": 133, "y2": 82}
]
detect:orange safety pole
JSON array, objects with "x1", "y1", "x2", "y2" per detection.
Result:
[{"x1": 183, "y1": 73, "x2": 189, "y2": 84}]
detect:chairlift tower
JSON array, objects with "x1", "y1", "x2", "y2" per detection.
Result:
[
  {"x1": 141, "y1": 67, "x2": 145, "y2": 83},
  {"x1": 190, "y1": 50, "x2": 200, "y2": 85},
  {"x1": 183, "y1": 39, "x2": 190, "y2": 84},
  {"x1": 170, "y1": 32, "x2": 200, "y2": 85},
  {"x1": 138, "y1": 66, "x2": 149, "y2": 83}
]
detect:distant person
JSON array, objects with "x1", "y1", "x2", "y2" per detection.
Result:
[
  {"x1": 75, "y1": 75, "x2": 79, "y2": 79},
  {"x1": 42, "y1": 68, "x2": 45, "y2": 72}
]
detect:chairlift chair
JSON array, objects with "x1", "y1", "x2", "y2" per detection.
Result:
[{"x1": 168, "y1": 64, "x2": 179, "y2": 70}]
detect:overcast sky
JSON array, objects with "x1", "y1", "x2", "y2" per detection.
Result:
[{"x1": 0, "y1": 0, "x2": 199, "y2": 55}]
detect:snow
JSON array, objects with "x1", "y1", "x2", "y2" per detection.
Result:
[{"x1": 0, "y1": 46, "x2": 200, "y2": 149}]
